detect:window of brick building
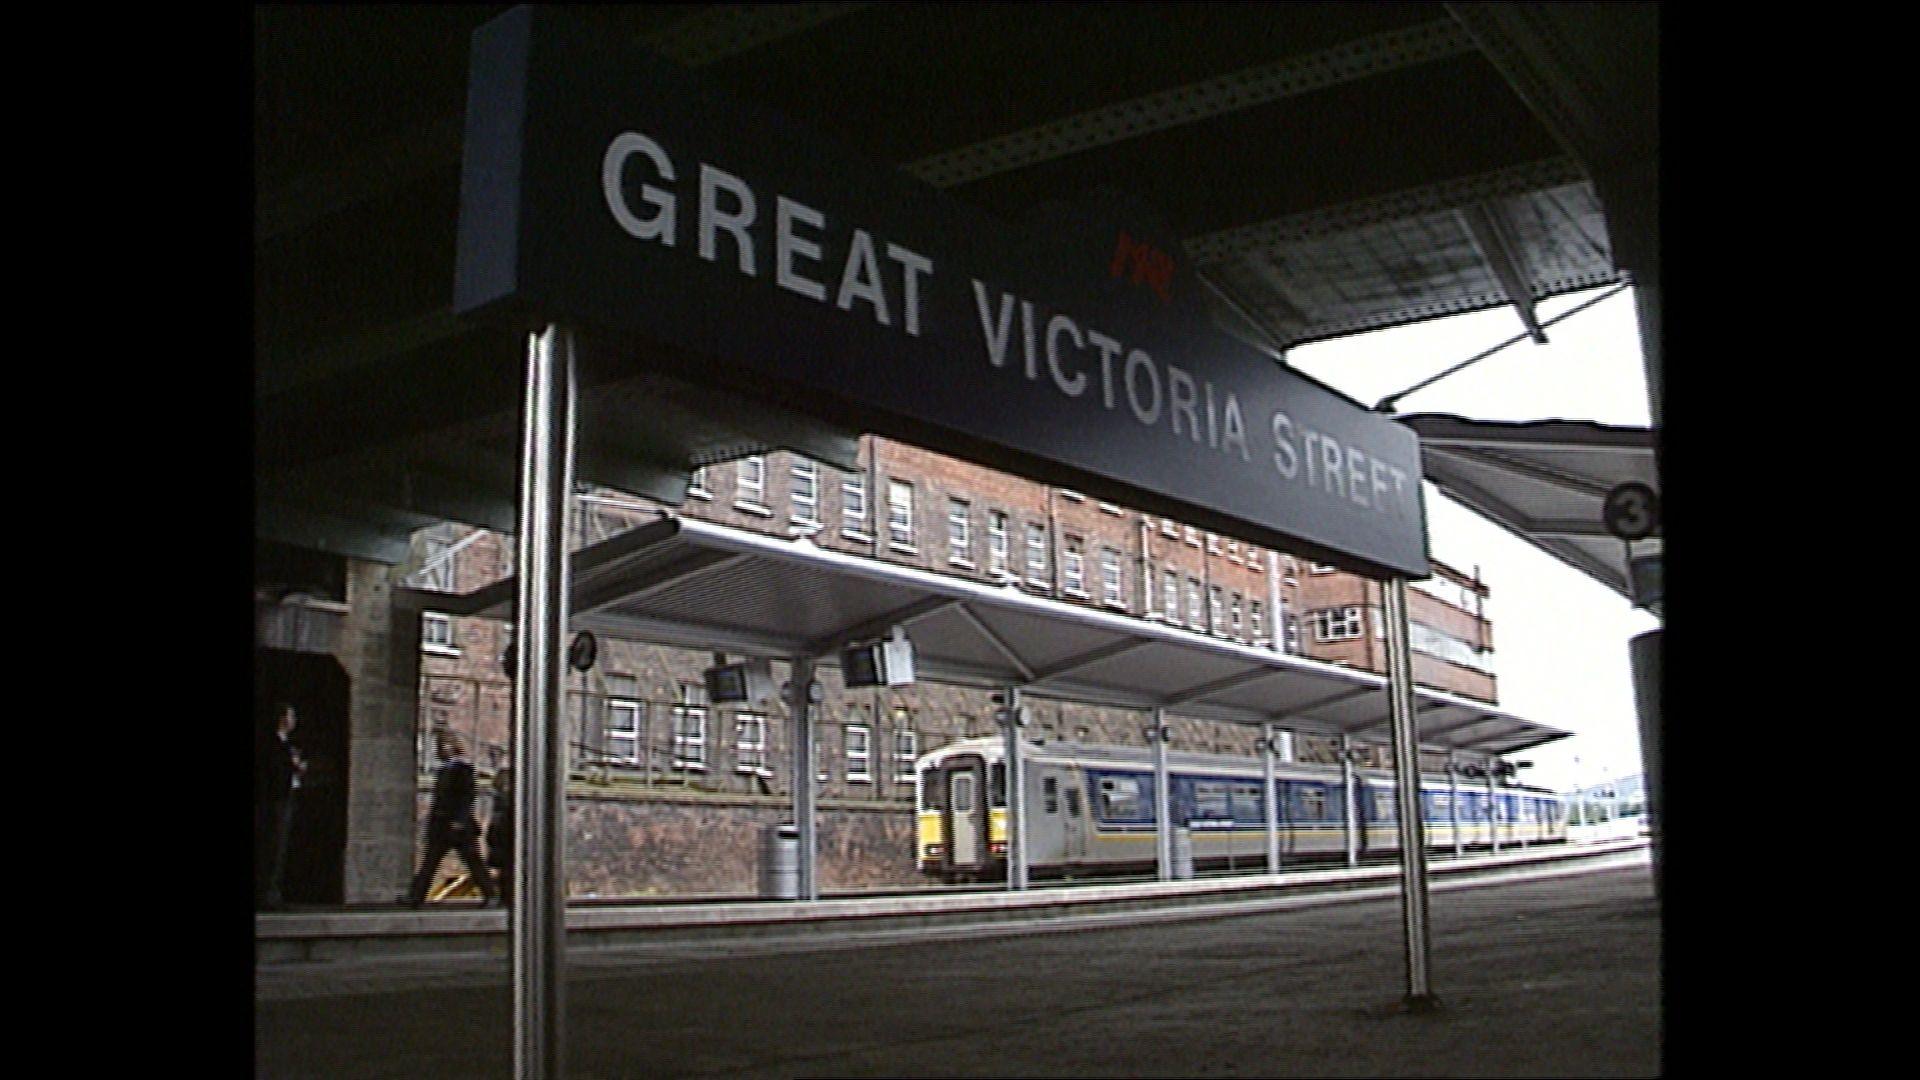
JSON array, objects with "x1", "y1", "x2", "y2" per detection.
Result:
[
  {"x1": 1063, "y1": 534, "x2": 1086, "y2": 594},
  {"x1": 947, "y1": 497, "x2": 972, "y2": 567},
  {"x1": 1163, "y1": 569, "x2": 1181, "y2": 625},
  {"x1": 1313, "y1": 606, "x2": 1364, "y2": 642},
  {"x1": 790, "y1": 458, "x2": 819, "y2": 526},
  {"x1": 1025, "y1": 522, "x2": 1048, "y2": 586},
  {"x1": 735, "y1": 712, "x2": 768, "y2": 775},
  {"x1": 846, "y1": 724, "x2": 872, "y2": 782},
  {"x1": 1187, "y1": 578, "x2": 1203, "y2": 628},
  {"x1": 887, "y1": 479, "x2": 915, "y2": 552},
  {"x1": 987, "y1": 510, "x2": 1010, "y2": 577},
  {"x1": 673, "y1": 682, "x2": 708, "y2": 770},
  {"x1": 422, "y1": 612, "x2": 459, "y2": 656},
  {"x1": 1100, "y1": 547, "x2": 1124, "y2": 607},
  {"x1": 893, "y1": 718, "x2": 917, "y2": 784},
  {"x1": 736, "y1": 456, "x2": 767, "y2": 513},
  {"x1": 841, "y1": 472, "x2": 868, "y2": 540},
  {"x1": 607, "y1": 674, "x2": 643, "y2": 766}
]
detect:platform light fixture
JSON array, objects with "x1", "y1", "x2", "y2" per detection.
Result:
[
  {"x1": 703, "y1": 654, "x2": 777, "y2": 706},
  {"x1": 842, "y1": 626, "x2": 915, "y2": 688}
]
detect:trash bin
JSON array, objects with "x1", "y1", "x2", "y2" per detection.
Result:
[
  {"x1": 1172, "y1": 826, "x2": 1194, "y2": 880},
  {"x1": 760, "y1": 823, "x2": 799, "y2": 899}
]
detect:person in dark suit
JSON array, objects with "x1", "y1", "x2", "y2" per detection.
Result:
[
  {"x1": 259, "y1": 703, "x2": 306, "y2": 910},
  {"x1": 406, "y1": 733, "x2": 496, "y2": 907}
]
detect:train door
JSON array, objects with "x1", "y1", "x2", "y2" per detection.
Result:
[
  {"x1": 944, "y1": 755, "x2": 987, "y2": 874},
  {"x1": 1060, "y1": 772, "x2": 1088, "y2": 864}
]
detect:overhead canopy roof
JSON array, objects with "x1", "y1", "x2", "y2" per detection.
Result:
[
  {"x1": 254, "y1": 4, "x2": 1658, "y2": 566},
  {"x1": 1403, "y1": 414, "x2": 1658, "y2": 612},
  {"x1": 444, "y1": 514, "x2": 1568, "y2": 758}
]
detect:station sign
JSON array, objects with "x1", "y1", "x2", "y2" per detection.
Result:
[{"x1": 454, "y1": 6, "x2": 1429, "y2": 578}]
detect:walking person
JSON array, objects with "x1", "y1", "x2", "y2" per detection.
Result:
[
  {"x1": 485, "y1": 765, "x2": 513, "y2": 907},
  {"x1": 259, "y1": 703, "x2": 307, "y2": 910},
  {"x1": 406, "y1": 733, "x2": 496, "y2": 907}
]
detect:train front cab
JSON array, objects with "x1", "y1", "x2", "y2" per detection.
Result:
[{"x1": 917, "y1": 753, "x2": 1007, "y2": 882}]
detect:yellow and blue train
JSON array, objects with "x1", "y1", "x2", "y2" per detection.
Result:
[{"x1": 915, "y1": 736, "x2": 1566, "y2": 882}]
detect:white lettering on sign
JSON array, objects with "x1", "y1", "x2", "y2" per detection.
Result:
[
  {"x1": 1271, "y1": 410, "x2": 1410, "y2": 512},
  {"x1": 969, "y1": 282, "x2": 1410, "y2": 521},
  {"x1": 597, "y1": 130, "x2": 1411, "y2": 529},
  {"x1": 604, "y1": 131, "x2": 932, "y2": 338}
]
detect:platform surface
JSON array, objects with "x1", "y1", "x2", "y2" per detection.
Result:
[{"x1": 255, "y1": 850, "x2": 1659, "y2": 1076}]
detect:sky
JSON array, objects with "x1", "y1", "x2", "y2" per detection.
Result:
[{"x1": 1286, "y1": 285, "x2": 1660, "y2": 795}]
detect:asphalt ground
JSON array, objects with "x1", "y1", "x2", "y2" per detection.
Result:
[{"x1": 254, "y1": 855, "x2": 1660, "y2": 1077}]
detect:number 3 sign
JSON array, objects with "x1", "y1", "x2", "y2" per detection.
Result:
[{"x1": 1603, "y1": 482, "x2": 1660, "y2": 541}]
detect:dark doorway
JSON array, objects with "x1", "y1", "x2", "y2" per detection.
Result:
[{"x1": 256, "y1": 649, "x2": 350, "y2": 906}]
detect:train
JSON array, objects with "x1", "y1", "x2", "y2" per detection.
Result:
[{"x1": 914, "y1": 735, "x2": 1567, "y2": 883}]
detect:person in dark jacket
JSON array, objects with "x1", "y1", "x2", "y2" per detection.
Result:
[
  {"x1": 258, "y1": 703, "x2": 307, "y2": 910},
  {"x1": 484, "y1": 766, "x2": 512, "y2": 907},
  {"x1": 406, "y1": 733, "x2": 496, "y2": 907}
]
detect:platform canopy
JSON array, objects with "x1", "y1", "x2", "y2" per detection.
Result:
[
  {"x1": 443, "y1": 514, "x2": 1567, "y2": 758},
  {"x1": 1403, "y1": 414, "x2": 1659, "y2": 613}
]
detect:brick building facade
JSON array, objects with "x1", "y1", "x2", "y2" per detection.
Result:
[{"x1": 386, "y1": 435, "x2": 1498, "y2": 899}]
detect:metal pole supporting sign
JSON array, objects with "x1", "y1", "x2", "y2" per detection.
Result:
[
  {"x1": 512, "y1": 324, "x2": 576, "y2": 1079},
  {"x1": 1383, "y1": 576, "x2": 1435, "y2": 1008}
]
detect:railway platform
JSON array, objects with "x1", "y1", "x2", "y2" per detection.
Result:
[{"x1": 255, "y1": 838, "x2": 1659, "y2": 1076}]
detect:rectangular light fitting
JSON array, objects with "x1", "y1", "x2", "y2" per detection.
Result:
[
  {"x1": 704, "y1": 657, "x2": 776, "y2": 705},
  {"x1": 842, "y1": 627, "x2": 916, "y2": 688}
]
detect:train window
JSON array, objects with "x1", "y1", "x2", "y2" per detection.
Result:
[
  {"x1": 1064, "y1": 788, "x2": 1082, "y2": 818},
  {"x1": 952, "y1": 773, "x2": 975, "y2": 814},
  {"x1": 989, "y1": 762, "x2": 1006, "y2": 807},
  {"x1": 1194, "y1": 781, "x2": 1230, "y2": 819},
  {"x1": 1042, "y1": 776, "x2": 1059, "y2": 814},
  {"x1": 921, "y1": 767, "x2": 945, "y2": 810},
  {"x1": 1299, "y1": 786, "x2": 1326, "y2": 822},
  {"x1": 1099, "y1": 775, "x2": 1142, "y2": 819},
  {"x1": 1231, "y1": 783, "x2": 1262, "y2": 823}
]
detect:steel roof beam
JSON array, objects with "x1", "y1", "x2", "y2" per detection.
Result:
[
  {"x1": 1160, "y1": 664, "x2": 1291, "y2": 708},
  {"x1": 1186, "y1": 158, "x2": 1586, "y2": 263},
  {"x1": 1029, "y1": 638, "x2": 1161, "y2": 685},
  {"x1": 953, "y1": 603, "x2": 1036, "y2": 684},
  {"x1": 907, "y1": 19, "x2": 1476, "y2": 189},
  {"x1": 804, "y1": 595, "x2": 965, "y2": 658},
  {"x1": 1458, "y1": 202, "x2": 1546, "y2": 343}
]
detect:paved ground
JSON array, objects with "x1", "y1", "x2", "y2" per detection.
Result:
[{"x1": 254, "y1": 856, "x2": 1660, "y2": 1077}]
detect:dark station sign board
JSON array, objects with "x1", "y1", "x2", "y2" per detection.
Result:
[{"x1": 454, "y1": 6, "x2": 1429, "y2": 579}]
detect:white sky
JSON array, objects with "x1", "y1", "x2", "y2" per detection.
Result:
[{"x1": 1286, "y1": 286, "x2": 1660, "y2": 794}]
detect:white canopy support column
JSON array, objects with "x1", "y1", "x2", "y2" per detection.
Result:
[
  {"x1": 1341, "y1": 734, "x2": 1358, "y2": 869},
  {"x1": 789, "y1": 655, "x2": 819, "y2": 901},
  {"x1": 1448, "y1": 755, "x2": 1462, "y2": 858},
  {"x1": 1487, "y1": 765, "x2": 1501, "y2": 855},
  {"x1": 1261, "y1": 722, "x2": 1280, "y2": 875},
  {"x1": 1148, "y1": 708, "x2": 1172, "y2": 880},
  {"x1": 997, "y1": 686, "x2": 1029, "y2": 892}
]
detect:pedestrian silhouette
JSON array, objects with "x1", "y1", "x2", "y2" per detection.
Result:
[
  {"x1": 259, "y1": 703, "x2": 307, "y2": 910},
  {"x1": 406, "y1": 733, "x2": 496, "y2": 907}
]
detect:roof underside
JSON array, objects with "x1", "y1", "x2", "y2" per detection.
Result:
[
  {"x1": 1403, "y1": 414, "x2": 1658, "y2": 611},
  {"x1": 445, "y1": 515, "x2": 1568, "y2": 758},
  {"x1": 254, "y1": 4, "x2": 1659, "y2": 567}
]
